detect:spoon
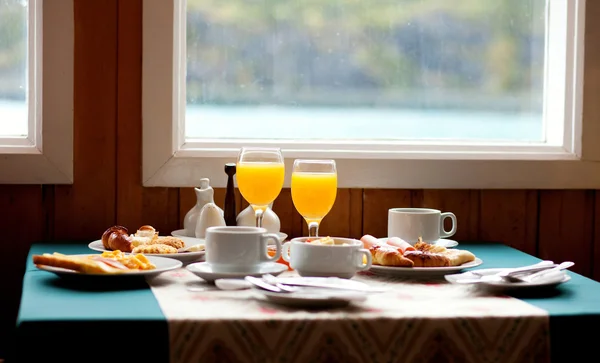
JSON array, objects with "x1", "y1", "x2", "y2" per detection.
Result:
[{"x1": 506, "y1": 261, "x2": 574, "y2": 283}]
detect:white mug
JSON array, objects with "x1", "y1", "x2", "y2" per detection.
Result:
[
  {"x1": 205, "y1": 226, "x2": 281, "y2": 273},
  {"x1": 282, "y1": 237, "x2": 372, "y2": 279},
  {"x1": 388, "y1": 208, "x2": 457, "y2": 245}
]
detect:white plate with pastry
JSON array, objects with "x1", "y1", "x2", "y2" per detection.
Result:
[
  {"x1": 361, "y1": 235, "x2": 481, "y2": 276},
  {"x1": 89, "y1": 225, "x2": 205, "y2": 264},
  {"x1": 376, "y1": 237, "x2": 458, "y2": 248},
  {"x1": 33, "y1": 252, "x2": 182, "y2": 279},
  {"x1": 369, "y1": 258, "x2": 482, "y2": 277}
]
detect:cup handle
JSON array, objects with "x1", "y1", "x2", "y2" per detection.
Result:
[
  {"x1": 262, "y1": 233, "x2": 282, "y2": 261},
  {"x1": 354, "y1": 249, "x2": 372, "y2": 271},
  {"x1": 281, "y1": 242, "x2": 291, "y2": 262},
  {"x1": 439, "y1": 212, "x2": 457, "y2": 239}
]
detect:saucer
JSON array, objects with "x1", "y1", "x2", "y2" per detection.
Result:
[
  {"x1": 254, "y1": 288, "x2": 367, "y2": 308},
  {"x1": 186, "y1": 262, "x2": 288, "y2": 283},
  {"x1": 172, "y1": 229, "x2": 287, "y2": 245},
  {"x1": 376, "y1": 237, "x2": 458, "y2": 248}
]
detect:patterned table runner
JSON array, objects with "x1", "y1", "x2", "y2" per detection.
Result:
[{"x1": 148, "y1": 269, "x2": 550, "y2": 363}]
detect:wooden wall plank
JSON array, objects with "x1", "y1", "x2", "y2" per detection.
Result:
[
  {"x1": 349, "y1": 189, "x2": 364, "y2": 239},
  {"x1": 594, "y1": 191, "x2": 600, "y2": 281},
  {"x1": 362, "y1": 189, "x2": 411, "y2": 238},
  {"x1": 412, "y1": 190, "x2": 480, "y2": 242},
  {"x1": 272, "y1": 188, "x2": 303, "y2": 238},
  {"x1": 0, "y1": 186, "x2": 44, "y2": 358},
  {"x1": 479, "y1": 190, "x2": 538, "y2": 255},
  {"x1": 538, "y1": 190, "x2": 595, "y2": 276},
  {"x1": 54, "y1": 0, "x2": 118, "y2": 240},
  {"x1": 115, "y1": 0, "x2": 144, "y2": 231}
]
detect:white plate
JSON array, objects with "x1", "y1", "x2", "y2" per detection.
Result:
[
  {"x1": 445, "y1": 268, "x2": 571, "y2": 290},
  {"x1": 36, "y1": 254, "x2": 182, "y2": 279},
  {"x1": 376, "y1": 237, "x2": 458, "y2": 248},
  {"x1": 172, "y1": 229, "x2": 288, "y2": 245},
  {"x1": 255, "y1": 288, "x2": 367, "y2": 308},
  {"x1": 186, "y1": 262, "x2": 288, "y2": 283},
  {"x1": 88, "y1": 240, "x2": 205, "y2": 265},
  {"x1": 369, "y1": 258, "x2": 483, "y2": 277}
]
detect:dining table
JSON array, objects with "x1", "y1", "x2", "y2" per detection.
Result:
[{"x1": 11, "y1": 242, "x2": 600, "y2": 363}]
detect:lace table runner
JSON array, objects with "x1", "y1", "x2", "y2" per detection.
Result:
[{"x1": 148, "y1": 269, "x2": 550, "y2": 363}]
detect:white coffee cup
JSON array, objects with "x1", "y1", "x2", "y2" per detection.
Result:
[
  {"x1": 205, "y1": 226, "x2": 282, "y2": 273},
  {"x1": 388, "y1": 208, "x2": 457, "y2": 245},
  {"x1": 282, "y1": 237, "x2": 372, "y2": 279}
]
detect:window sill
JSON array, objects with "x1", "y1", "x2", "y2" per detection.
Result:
[{"x1": 143, "y1": 153, "x2": 600, "y2": 189}]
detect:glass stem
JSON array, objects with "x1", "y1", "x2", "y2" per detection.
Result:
[
  {"x1": 255, "y1": 208, "x2": 264, "y2": 228},
  {"x1": 308, "y1": 221, "x2": 319, "y2": 237}
]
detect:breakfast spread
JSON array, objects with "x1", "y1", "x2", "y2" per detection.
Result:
[
  {"x1": 32, "y1": 251, "x2": 156, "y2": 274},
  {"x1": 101, "y1": 225, "x2": 196, "y2": 254},
  {"x1": 360, "y1": 235, "x2": 476, "y2": 268}
]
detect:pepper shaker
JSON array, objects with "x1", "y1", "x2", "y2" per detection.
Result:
[{"x1": 224, "y1": 163, "x2": 237, "y2": 226}]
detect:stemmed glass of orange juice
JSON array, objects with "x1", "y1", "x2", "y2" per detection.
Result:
[
  {"x1": 291, "y1": 159, "x2": 337, "y2": 237},
  {"x1": 236, "y1": 147, "x2": 285, "y2": 228}
]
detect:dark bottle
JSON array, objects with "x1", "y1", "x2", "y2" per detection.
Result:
[{"x1": 224, "y1": 163, "x2": 237, "y2": 226}]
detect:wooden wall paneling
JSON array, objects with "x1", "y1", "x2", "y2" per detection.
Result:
[
  {"x1": 594, "y1": 191, "x2": 600, "y2": 281},
  {"x1": 362, "y1": 189, "x2": 411, "y2": 238},
  {"x1": 141, "y1": 188, "x2": 180, "y2": 235},
  {"x1": 302, "y1": 188, "x2": 351, "y2": 238},
  {"x1": 54, "y1": 0, "x2": 118, "y2": 240},
  {"x1": 538, "y1": 190, "x2": 595, "y2": 276},
  {"x1": 0, "y1": 185, "x2": 44, "y2": 358},
  {"x1": 479, "y1": 190, "x2": 538, "y2": 255},
  {"x1": 349, "y1": 189, "x2": 364, "y2": 239},
  {"x1": 411, "y1": 190, "x2": 480, "y2": 242},
  {"x1": 115, "y1": 0, "x2": 145, "y2": 231},
  {"x1": 272, "y1": 189, "x2": 303, "y2": 238}
]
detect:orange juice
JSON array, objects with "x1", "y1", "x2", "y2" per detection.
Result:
[
  {"x1": 236, "y1": 162, "x2": 285, "y2": 207},
  {"x1": 291, "y1": 172, "x2": 337, "y2": 221}
]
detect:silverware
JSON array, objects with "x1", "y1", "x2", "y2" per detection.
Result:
[
  {"x1": 506, "y1": 261, "x2": 574, "y2": 283},
  {"x1": 244, "y1": 276, "x2": 298, "y2": 293},
  {"x1": 470, "y1": 260, "x2": 554, "y2": 278},
  {"x1": 262, "y1": 274, "x2": 388, "y2": 293}
]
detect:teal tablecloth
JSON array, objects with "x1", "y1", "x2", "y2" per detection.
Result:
[{"x1": 12, "y1": 243, "x2": 600, "y2": 363}]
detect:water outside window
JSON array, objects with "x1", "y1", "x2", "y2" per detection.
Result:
[
  {"x1": 185, "y1": 0, "x2": 546, "y2": 142},
  {"x1": 0, "y1": 0, "x2": 28, "y2": 137}
]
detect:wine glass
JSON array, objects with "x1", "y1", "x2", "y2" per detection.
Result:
[
  {"x1": 291, "y1": 159, "x2": 337, "y2": 237},
  {"x1": 236, "y1": 147, "x2": 285, "y2": 228}
]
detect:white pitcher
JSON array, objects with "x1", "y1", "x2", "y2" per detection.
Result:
[
  {"x1": 183, "y1": 178, "x2": 223, "y2": 236},
  {"x1": 236, "y1": 202, "x2": 281, "y2": 233}
]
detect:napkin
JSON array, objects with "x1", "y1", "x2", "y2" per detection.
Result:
[{"x1": 521, "y1": 269, "x2": 566, "y2": 284}]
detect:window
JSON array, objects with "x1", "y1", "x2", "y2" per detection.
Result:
[
  {"x1": 143, "y1": 0, "x2": 597, "y2": 188},
  {"x1": 0, "y1": 0, "x2": 73, "y2": 184}
]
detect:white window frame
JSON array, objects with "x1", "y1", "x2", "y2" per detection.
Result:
[
  {"x1": 0, "y1": 0, "x2": 74, "y2": 184},
  {"x1": 143, "y1": 0, "x2": 599, "y2": 189}
]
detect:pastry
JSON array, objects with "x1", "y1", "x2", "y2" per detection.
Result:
[
  {"x1": 132, "y1": 244, "x2": 177, "y2": 254},
  {"x1": 403, "y1": 250, "x2": 450, "y2": 267},
  {"x1": 444, "y1": 249, "x2": 476, "y2": 266},
  {"x1": 33, "y1": 253, "x2": 127, "y2": 274},
  {"x1": 414, "y1": 240, "x2": 447, "y2": 254},
  {"x1": 101, "y1": 226, "x2": 133, "y2": 252},
  {"x1": 369, "y1": 245, "x2": 414, "y2": 267},
  {"x1": 150, "y1": 236, "x2": 185, "y2": 250}
]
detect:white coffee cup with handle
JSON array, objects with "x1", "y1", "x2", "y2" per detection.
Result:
[
  {"x1": 204, "y1": 226, "x2": 281, "y2": 273},
  {"x1": 388, "y1": 208, "x2": 457, "y2": 245}
]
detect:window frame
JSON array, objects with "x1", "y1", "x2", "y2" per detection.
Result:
[
  {"x1": 0, "y1": 0, "x2": 74, "y2": 184},
  {"x1": 142, "y1": 0, "x2": 600, "y2": 189}
]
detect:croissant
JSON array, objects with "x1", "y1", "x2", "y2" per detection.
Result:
[
  {"x1": 414, "y1": 241, "x2": 447, "y2": 253},
  {"x1": 404, "y1": 251, "x2": 450, "y2": 267},
  {"x1": 369, "y1": 245, "x2": 414, "y2": 267},
  {"x1": 101, "y1": 226, "x2": 133, "y2": 252}
]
